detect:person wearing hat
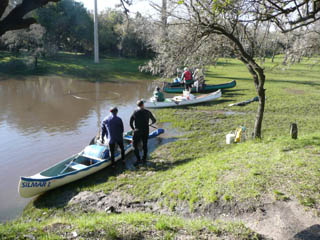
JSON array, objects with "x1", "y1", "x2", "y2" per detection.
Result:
[
  {"x1": 153, "y1": 86, "x2": 165, "y2": 102},
  {"x1": 130, "y1": 100, "x2": 156, "y2": 165},
  {"x1": 180, "y1": 67, "x2": 193, "y2": 90},
  {"x1": 101, "y1": 107, "x2": 125, "y2": 165}
]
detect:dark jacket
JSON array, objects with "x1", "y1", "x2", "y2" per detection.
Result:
[
  {"x1": 101, "y1": 114, "x2": 124, "y2": 144},
  {"x1": 130, "y1": 108, "x2": 156, "y2": 132}
]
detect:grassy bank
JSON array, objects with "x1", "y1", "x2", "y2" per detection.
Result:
[
  {"x1": 0, "y1": 51, "x2": 153, "y2": 81},
  {"x1": 0, "y1": 212, "x2": 260, "y2": 239},
  {"x1": 1, "y1": 55, "x2": 320, "y2": 239},
  {"x1": 74, "y1": 56, "x2": 320, "y2": 209}
]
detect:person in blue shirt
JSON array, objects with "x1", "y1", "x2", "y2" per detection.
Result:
[{"x1": 101, "y1": 107, "x2": 125, "y2": 165}]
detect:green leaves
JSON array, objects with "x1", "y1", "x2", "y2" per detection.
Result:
[{"x1": 211, "y1": 0, "x2": 233, "y2": 14}]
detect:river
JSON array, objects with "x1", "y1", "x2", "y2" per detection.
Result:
[{"x1": 0, "y1": 75, "x2": 158, "y2": 221}]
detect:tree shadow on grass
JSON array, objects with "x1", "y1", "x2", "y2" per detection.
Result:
[
  {"x1": 144, "y1": 157, "x2": 193, "y2": 172},
  {"x1": 214, "y1": 61, "x2": 238, "y2": 66},
  {"x1": 205, "y1": 74, "x2": 251, "y2": 82},
  {"x1": 199, "y1": 99, "x2": 233, "y2": 107},
  {"x1": 222, "y1": 89, "x2": 247, "y2": 98},
  {"x1": 267, "y1": 79, "x2": 320, "y2": 87}
]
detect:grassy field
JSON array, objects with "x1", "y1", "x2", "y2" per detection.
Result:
[
  {"x1": 0, "y1": 51, "x2": 153, "y2": 81},
  {"x1": 1, "y1": 55, "x2": 320, "y2": 239}
]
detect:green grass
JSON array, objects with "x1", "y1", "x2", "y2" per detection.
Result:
[
  {"x1": 0, "y1": 212, "x2": 260, "y2": 239},
  {"x1": 68, "y1": 55, "x2": 320, "y2": 209},
  {"x1": 0, "y1": 51, "x2": 154, "y2": 81},
  {"x1": 1, "y1": 55, "x2": 320, "y2": 238}
]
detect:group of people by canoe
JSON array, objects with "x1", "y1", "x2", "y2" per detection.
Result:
[
  {"x1": 151, "y1": 67, "x2": 206, "y2": 102},
  {"x1": 173, "y1": 67, "x2": 205, "y2": 91},
  {"x1": 100, "y1": 99, "x2": 156, "y2": 167},
  {"x1": 100, "y1": 66, "x2": 205, "y2": 165}
]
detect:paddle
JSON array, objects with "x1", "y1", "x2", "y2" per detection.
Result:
[
  {"x1": 59, "y1": 155, "x2": 78, "y2": 175},
  {"x1": 149, "y1": 125, "x2": 158, "y2": 129}
]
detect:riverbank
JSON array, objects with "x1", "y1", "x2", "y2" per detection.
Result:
[
  {"x1": 1, "y1": 56, "x2": 320, "y2": 239},
  {"x1": 0, "y1": 51, "x2": 153, "y2": 81}
]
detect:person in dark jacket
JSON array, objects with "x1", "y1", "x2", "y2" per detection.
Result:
[
  {"x1": 101, "y1": 107, "x2": 125, "y2": 165},
  {"x1": 130, "y1": 100, "x2": 156, "y2": 164}
]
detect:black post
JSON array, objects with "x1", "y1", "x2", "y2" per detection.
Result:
[{"x1": 290, "y1": 123, "x2": 298, "y2": 139}]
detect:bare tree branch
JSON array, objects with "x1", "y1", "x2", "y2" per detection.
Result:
[
  {"x1": 257, "y1": 0, "x2": 320, "y2": 32},
  {"x1": 0, "y1": 0, "x2": 60, "y2": 37}
]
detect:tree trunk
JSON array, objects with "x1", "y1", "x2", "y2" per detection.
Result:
[
  {"x1": 271, "y1": 52, "x2": 275, "y2": 62},
  {"x1": 282, "y1": 54, "x2": 288, "y2": 65},
  {"x1": 34, "y1": 56, "x2": 38, "y2": 68},
  {"x1": 204, "y1": 26, "x2": 267, "y2": 138},
  {"x1": 254, "y1": 77, "x2": 266, "y2": 138},
  {"x1": 240, "y1": 57, "x2": 266, "y2": 138}
]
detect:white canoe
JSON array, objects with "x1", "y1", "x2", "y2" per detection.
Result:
[
  {"x1": 18, "y1": 129, "x2": 164, "y2": 198},
  {"x1": 145, "y1": 89, "x2": 222, "y2": 109}
]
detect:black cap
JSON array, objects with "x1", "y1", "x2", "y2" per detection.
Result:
[
  {"x1": 137, "y1": 99, "x2": 144, "y2": 107},
  {"x1": 110, "y1": 106, "x2": 118, "y2": 113}
]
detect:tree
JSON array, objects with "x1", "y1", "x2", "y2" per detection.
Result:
[
  {"x1": 0, "y1": 0, "x2": 60, "y2": 37},
  {"x1": 119, "y1": 13, "x2": 154, "y2": 58},
  {"x1": 143, "y1": 0, "x2": 276, "y2": 138},
  {"x1": 35, "y1": 0, "x2": 93, "y2": 53},
  {"x1": 2, "y1": 24, "x2": 46, "y2": 68},
  {"x1": 98, "y1": 9, "x2": 124, "y2": 55},
  {"x1": 98, "y1": 9, "x2": 153, "y2": 58},
  {"x1": 284, "y1": 26, "x2": 320, "y2": 65}
]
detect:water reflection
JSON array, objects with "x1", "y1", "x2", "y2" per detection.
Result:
[
  {"x1": 0, "y1": 76, "x2": 155, "y2": 135},
  {"x1": 0, "y1": 76, "x2": 156, "y2": 221}
]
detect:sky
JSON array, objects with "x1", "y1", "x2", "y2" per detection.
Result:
[{"x1": 76, "y1": 0, "x2": 159, "y2": 16}]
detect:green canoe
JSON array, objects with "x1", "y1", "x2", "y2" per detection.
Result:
[{"x1": 163, "y1": 80, "x2": 236, "y2": 93}]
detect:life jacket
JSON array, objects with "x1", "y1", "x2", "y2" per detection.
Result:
[{"x1": 184, "y1": 71, "x2": 192, "y2": 81}]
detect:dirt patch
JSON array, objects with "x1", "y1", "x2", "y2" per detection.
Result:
[
  {"x1": 67, "y1": 190, "x2": 320, "y2": 239},
  {"x1": 221, "y1": 200, "x2": 320, "y2": 240},
  {"x1": 68, "y1": 190, "x2": 168, "y2": 214},
  {"x1": 285, "y1": 88, "x2": 305, "y2": 95}
]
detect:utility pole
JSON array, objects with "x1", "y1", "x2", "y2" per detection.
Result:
[
  {"x1": 161, "y1": 0, "x2": 168, "y2": 39},
  {"x1": 93, "y1": 0, "x2": 99, "y2": 63}
]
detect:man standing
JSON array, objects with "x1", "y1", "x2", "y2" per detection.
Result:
[
  {"x1": 181, "y1": 67, "x2": 193, "y2": 90},
  {"x1": 101, "y1": 107, "x2": 125, "y2": 165},
  {"x1": 130, "y1": 100, "x2": 156, "y2": 165}
]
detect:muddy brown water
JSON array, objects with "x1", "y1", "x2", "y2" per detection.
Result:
[{"x1": 0, "y1": 75, "x2": 164, "y2": 222}]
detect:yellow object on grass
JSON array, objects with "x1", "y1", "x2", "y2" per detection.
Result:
[{"x1": 234, "y1": 127, "x2": 242, "y2": 143}]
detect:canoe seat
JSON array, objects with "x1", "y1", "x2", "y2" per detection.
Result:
[{"x1": 70, "y1": 162, "x2": 87, "y2": 171}]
